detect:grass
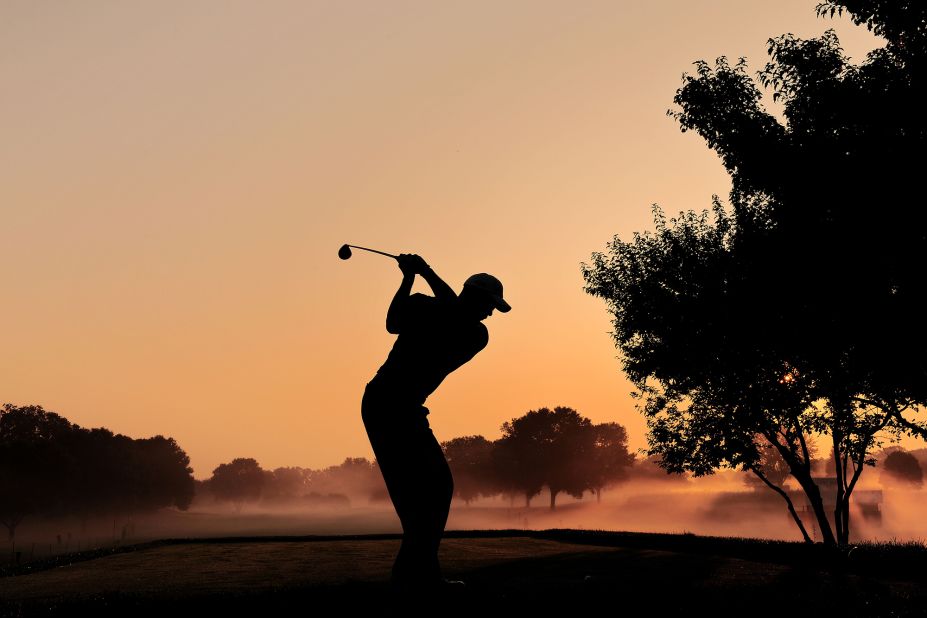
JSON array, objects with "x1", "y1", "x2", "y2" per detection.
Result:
[{"x1": 2, "y1": 530, "x2": 927, "y2": 617}]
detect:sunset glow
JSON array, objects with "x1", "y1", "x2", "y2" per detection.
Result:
[{"x1": 2, "y1": 1, "x2": 901, "y2": 477}]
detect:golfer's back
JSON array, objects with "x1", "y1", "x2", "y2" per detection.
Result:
[{"x1": 372, "y1": 293, "x2": 488, "y2": 406}]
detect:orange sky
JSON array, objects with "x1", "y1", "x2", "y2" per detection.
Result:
[{"x1": 2, "y1": 1, "x2": 906, "y2": 477}]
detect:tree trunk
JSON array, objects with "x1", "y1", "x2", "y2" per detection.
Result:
[
  {"x1": 837, "y1": 500, "x2": 851, "y2": 545},
  {"x1": 793, "y1": 471, "x2": 837, "y2": 546},
  {"x1": 832, "y1": 436, "x2": 847, "y2": 546},
  {"x1": 767, "y1": 430, "x2": 836, "y2": 545},
  {"x1": 1, "y1": 515, "x2": 21, "y2": 544}
]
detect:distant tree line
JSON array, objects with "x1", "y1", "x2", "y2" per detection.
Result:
[
  {"x1": 197, "y1": 456, "x2": 387, "y2": 510},
  {"x1": 0, "y1": 404, "x2": 194, "y2": 550},
  {"x1": 201, "y1": 406, "x2": 636, "y2": 511},
  {"x1": 1, "y1": 401, "x2": 640, "y2": 545}
]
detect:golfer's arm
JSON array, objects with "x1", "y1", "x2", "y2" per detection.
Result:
[
  {"x1": 420, "y1": 266, "x2": 457, "y2": 301},
  {"x1": 386, "y1": 273, "x2": 415, "y2": 334}
]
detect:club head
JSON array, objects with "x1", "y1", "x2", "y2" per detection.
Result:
[{"x1": 338, "y1": 244, "x2": 352, "y2": 260}]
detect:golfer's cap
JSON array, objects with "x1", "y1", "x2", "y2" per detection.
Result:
[{"x1": 463, "y1": 273, "x2": 511, "y2": 313}]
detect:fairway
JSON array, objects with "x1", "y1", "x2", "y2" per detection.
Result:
[
  {"x1": 3, "y1": 533, "x2": 927, "y2": 617},
  {"x1": 0, "y1": 537, "x2": 609, "y2": 600}
]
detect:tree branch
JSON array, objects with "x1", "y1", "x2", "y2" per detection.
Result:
[
  {"x1": 793, "y1": 420, "x2": 812, "y2": 472},
  {"x1": 750, "y1": 467, "x2": 813, "y2": 544},
  {"x1": 844, "y1": 448, "x2": 866, "y2": 500},
  {"x1": 845, "y1": 411, "x2": 893, "y2": 500},
  {"x1": 890, "y1": 409, "x2": 927, "y2": 440}
]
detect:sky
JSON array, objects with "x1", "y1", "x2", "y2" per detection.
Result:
[{"x1": 1, "y1": 1, "x2": 899, "y2": 477}]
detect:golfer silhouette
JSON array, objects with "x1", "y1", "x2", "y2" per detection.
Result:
[{"x1": 362, "y1": 253, "x2": 509, "y2": 593}]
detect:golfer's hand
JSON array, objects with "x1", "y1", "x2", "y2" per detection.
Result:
[{"x1": 398, "y1": 254, "x2": 429, "y2": 277}]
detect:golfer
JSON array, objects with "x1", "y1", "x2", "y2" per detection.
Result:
[{"x1": 362, "y1": 253, "x2": 509, "y2": 592}]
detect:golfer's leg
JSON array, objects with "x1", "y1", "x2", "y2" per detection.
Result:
[
  {"x1": 377, "y1": 414, "x2": 450, "y2": 584},
  {"x1": 362, "y1": 419, "x2": 431, "y2": 583},
  {"x1": 395, "y1": 418, "x2": 438, "y2": 583},
  {"x1": 362, "y1": 393, "x2": 450, "y2": 584},
  {"x1": 361, "y1": 395, "x2": 417, "y2": 582},
  {"x1": 366, "y1": 433, "x2": 421, "y2": 582},
  {"x1": 422, "y1": 425, "x2": 453, "y2": 579},
  {"x1": 394, "y1": 415, "x2": 454, "y2": 583}
]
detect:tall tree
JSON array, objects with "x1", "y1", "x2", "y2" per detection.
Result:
[
  {"x1": 496, "y1": 407, "x2": 596, "y2": 510},
  {"x1": 584, "y1": 0, "x2": 927, "y2": 548}
]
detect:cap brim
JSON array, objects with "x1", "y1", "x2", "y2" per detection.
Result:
[{"x1": 493, "y1": 296, "x2": 511, "y2": 313}]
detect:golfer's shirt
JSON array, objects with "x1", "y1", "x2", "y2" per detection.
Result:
[{"x1": 371, "y1": 293, "x2": 488, "y2": 408}]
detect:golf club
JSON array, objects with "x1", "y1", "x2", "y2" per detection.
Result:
[{"x1": 338, "y1": 244, "x2": 399, "y2": 261}]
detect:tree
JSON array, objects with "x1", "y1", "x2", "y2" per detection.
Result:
[
  {"x1": 0, "y1": 403, "x2": 196, "y2": 548},
  {"x1": 491, "y1": 433, "x2": 545, "y2": 508},
  {"x1": 129, "y1": 436, "x2": 196, "y2": 511},
  {"x1": 309, "y1": 458, "x2": 385, "y2": 504},
  {"x1": 442, "y1": 436, "x2": 497, "y2": 505},
  {"x1": 68, "y1": 427, "x2": 195, "y2": 519},
  {"x1": 584, "y1": 423, "x2": 634, "y2": 502},
  {"x1": 70, "y1": 427, "x2": 125, "y2": 518},
  {"x1": 495, "y1": 407, "x2": 595, "y2": 510},
  {"x1": 262, "y1": 467, "x2": 313, "y2": 503},
  {"x1": 881, "y1": 450, "x2": 923, "y2": 486},
  {"x1": 209, "y1": 458, "x2": 265, "y2": 510},
  {"x1": 0, "y1": 405, "x2": 73, "y2": 547},
  {"x1": 583, "y1": 0, "x2": 927, "y2": 547},
  {"x1": 584, "y1": 206, "x2": 823, "y2": 543}
]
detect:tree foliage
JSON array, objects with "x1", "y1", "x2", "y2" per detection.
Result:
[
  {"x1": 0, "y1": 403, "x2": 195, "y2": 546},
  {"x1": 583, "y1": 1, "x2": 927, "y2": 546},
  {"x1": 442, "y1": 436, "x2": 497, "y2": 505},
  {"x1": 208, "y1": 458, "x2": 265, "y2": 509},
  {"x1": 494, "y1": 407, "x2": 632, "y2": 509},
  {"x1": 309, "y1": 457, "x2": 386, "y2": 504},
  {"x1": 584, "y1": 423, "x2": 635, "y2": 502},
  {"x1": 262, "y1": 466, "x2": 313, "y2": 503},
  {"x1": 881, "y1": 450, "x2": 924, "y2": 486}
]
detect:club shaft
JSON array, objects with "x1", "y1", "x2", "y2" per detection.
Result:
[{"x1": 348, "y1": 245, "x2": 398, "y2": 259}]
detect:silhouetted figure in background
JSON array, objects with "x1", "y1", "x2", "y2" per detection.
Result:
[{"x1": 362, "y1": 253, "x2": 509, "y2": 595}]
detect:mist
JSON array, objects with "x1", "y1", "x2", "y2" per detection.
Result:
[{"x1": 12, "y1": 469, "x2": 926, "y2": 566}]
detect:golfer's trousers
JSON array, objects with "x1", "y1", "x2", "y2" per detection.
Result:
[{"x1": 361, "y1": 382, "x2": 453, "y2": 584}]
